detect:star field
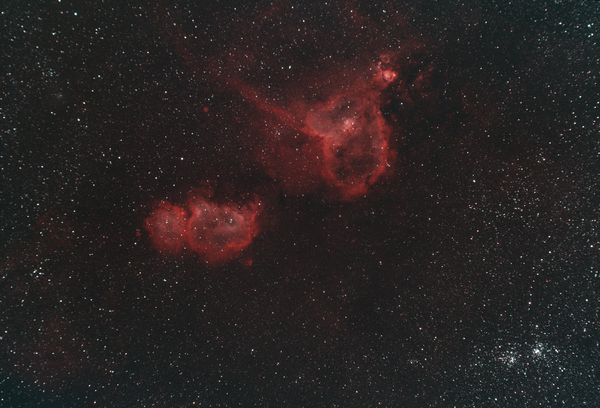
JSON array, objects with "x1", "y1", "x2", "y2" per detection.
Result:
[{"x1": 2, "y1": 1, "x2": 600, "y2": 407}]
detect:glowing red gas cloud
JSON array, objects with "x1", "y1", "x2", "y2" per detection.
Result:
[
  {"x1": 145, "y1": 193, "x2": 262, "y2": 265},
  {"x1": 143, "y1": 3, "x2": 432, "y2": 261},
  {"x1": 246, "y1": 61, "x2": 398, "y2": 200}
]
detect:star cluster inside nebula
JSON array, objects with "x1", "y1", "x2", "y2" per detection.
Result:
[{"x1": 2, "y1": 0, "x2": 600, "y2": 406}]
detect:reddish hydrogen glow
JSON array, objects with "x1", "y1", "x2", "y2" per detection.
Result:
[
  {"x1": 144, "y1": 195, "x2": 261, "y2": 265},
  {"x1": 185, "y1": 196, "x2": 261, "y2": 264},
  {"x1": 249, "y1": 62, "x2": 397, "y2": 200},
  {"x1": 145, "y1": 201, "x2": 188, "y2": 255},
  {"x1": 303, "y1": 89, "x2": 392, "y2": 200},
  {"x1": 383, "y1": 70, "x2": 398, "y2": 83}
]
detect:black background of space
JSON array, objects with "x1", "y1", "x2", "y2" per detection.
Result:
[{"x1": 2, "y1": 0, "x2": 600, "y2": 406}]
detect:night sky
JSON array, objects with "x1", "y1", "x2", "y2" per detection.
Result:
[{"x1": 2, "y1": 1, "x2": 600, "y2": 407}]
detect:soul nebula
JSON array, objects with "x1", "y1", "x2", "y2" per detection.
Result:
[{"x1": 144, "y1": 194, "x2": 261, "y2": 265}]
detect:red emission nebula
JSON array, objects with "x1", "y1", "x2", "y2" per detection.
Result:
[
  {"x1": 240, "y1": 60, "x2": 399, "y2": 201},
  {"x1": 145, "y1": 64, "x2": 397, "y2": 264},
  {"x1": 145, "y1": 193, "x2": 261, "y2": 265},
  {"x1": 302, "y1": 68, "x2": 397, "y2": 198},
  {"x1": 145, "y1": 5, "x2": 426, "y2": 266}
]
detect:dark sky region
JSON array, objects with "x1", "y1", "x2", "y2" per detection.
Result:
[{"x1": 2, "y1": 1, "x2": 600, "y2": 407}]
